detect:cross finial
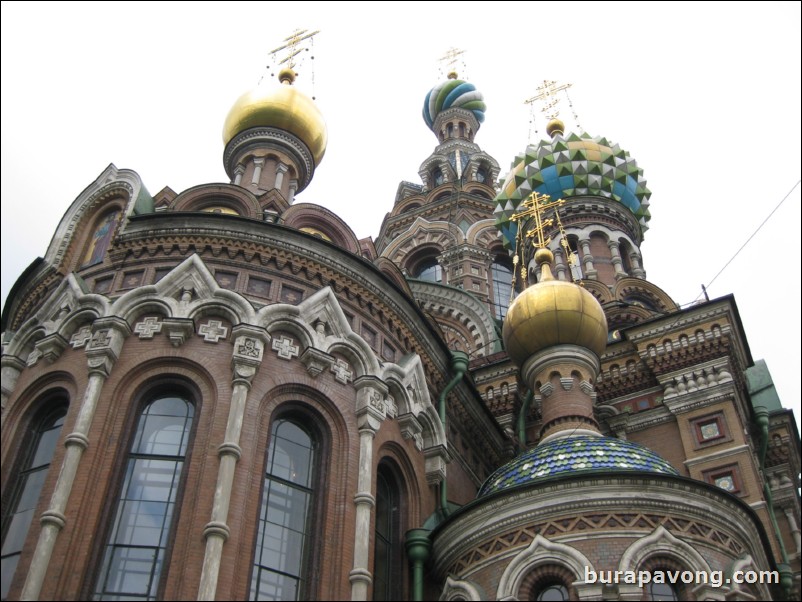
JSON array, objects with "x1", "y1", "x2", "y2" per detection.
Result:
[
  {"x1": 439, "y1": 47, "x2": 465, "y2": 78},
  {"x1": 269, "y1": 28, "x2": 320, "y2": 70},
  {"x1": 509, "y1": 192, "x2": 565, "y2": 249},
  {"x1": 524, "y1": 79, "x2": 573, "y2": 120}
]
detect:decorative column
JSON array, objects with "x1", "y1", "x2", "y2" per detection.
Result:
[
  {"x1": 553, "y1": 248, "x2": 569, "y2": 281},
  {"x1": 607, "y1": 240, "x2": 627, "y2": 280},
  {"x1": 783, "y1": 505, "x2": 801, "y2": 554},
  {"x1": 274, "y1": 163, "x2": 289, "y2": 191},
  {"x1": 630, "y1": 252, "x2": 646, "y2": 278},
  {"x1": 21, "y1": 317, "x2": 130, "y2": 601},
  {"x1": 579, "y1": 238, "x2": 597, "y2": 280},
  {"x1": 251, "y1": 157, "x2": 265, "y2": 186},
  {"x1": 1, "y1": 354, "x2": 26, "y2": 426},
  {"x1": 198, "y1": 325, "x2": 269, "y2": 600},
  {"x1": 288, "y1": 179, "x2": 298, "y2": 204},
  {"x1": 233, "y1": 164, "x2": 245, "y2": 186},
  {"x1": 349, "y1": 375, "x2": 388, "y2": 601}
]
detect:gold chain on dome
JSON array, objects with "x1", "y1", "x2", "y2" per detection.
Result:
[{"x1": 508, "y1": 191, "x2": 581, "y2": 298}]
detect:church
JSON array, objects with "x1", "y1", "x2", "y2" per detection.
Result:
[{"x1": 1, "y1": 35, "x2": 799, "y2": 602}]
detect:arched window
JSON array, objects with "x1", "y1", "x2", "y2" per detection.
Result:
[
  {"x1": 519, "y1": 564, "x2": 575, "y2": 601},
  {"x1": 93, "y1": 394, "x2": 194, "y2": 601},
  {"x1": 373, "y1": 464, "x2": 402, "y2": 601},
  {"x1": 648, "y1": 580, "x2": 679, "y2": 601},
  {"x1": 416, "y1": 259, "x2": 442, "y2": 283},
  {"x1": 476, "y1": 167, "x2": 487, "y2": 183},
  {"x1": 432, "y1": 168, "x2": 444, "y2": 187},
  {"x1": 491, "y1": 259, "x2": 513, "y2": 319},
  {"x1": 619, "y1": 238, "x2": 633, "y2": 275},
  {"x1": 251, "y1": 419, "x2": 318, "y2": 601},
  {"x1": 1, "y1": 402, "x2": 68, "y2": 600},
  {"x1": 534, "y1": 583, "x2": 569, "y2": 601},
  {"x1": 446, "y1": 124, "x2": 454, "y2": 139}
]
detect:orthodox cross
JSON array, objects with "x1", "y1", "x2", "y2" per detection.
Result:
[
  {"x1": 509, "y1": 191, "x2": 565, "y2": 249},
  {"x1": 439, "y1": 47, "x2": 465, "y2": 76},
  {"x1": 524, "y1": 79, "x2": 572, "y2": 119},
  {"x1": 269, "y1": 28, "x2": 320, "y2": 69}
]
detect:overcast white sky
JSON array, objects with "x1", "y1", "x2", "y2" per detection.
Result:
[{"x1": 2, "y1": 1, "x2": 800, "y2": 427}]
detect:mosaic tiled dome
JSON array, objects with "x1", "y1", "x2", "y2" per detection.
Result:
[
  {"x1": 478, "y1": 435, "x2": 677, "y2": 497},
  {"x1": 423, "y1": 77, "x2": 486, "y2": 131},
  {"x1": 494, "y1": 132, "x2": 651, "y2": 248}
]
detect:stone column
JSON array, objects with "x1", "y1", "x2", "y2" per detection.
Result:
[
  {"x1": 630, "y1": 251, "x2": 646, "y2": 278},
  {"x1": 197, "y1": 325, "x2": 269, "y2": 600},
  {"x1": 783, "y1": 505, "x2": 802, "y2": 554},
  {"x1": 251, "y1": 157, "x2": 265, "y2": 186},
  {"x1": 274, "y1": 163, "x2": 289, "y2": 192},
  {"x1": 607, "y1": 240, "x2": 627, "y2": 280},
  {"x1": 579, "y1": 238, "x2": 597, "y2": 280},
  {"x1": 553, "y1": 248, "x2": 568, "y2": 281},
  {"x1": 288, "y1": 179, "x2": 298, "y2": 204},
  {"x1": 21, "y1": 317, "x2": 130, "y2": 601},
  {"x1": 233, "y1": 164, "x2": 245, "y2": 186},
  {"x1": 349, "y1": 376, "x2": 388, "y2": 601},
  {"x1": 1, "y1": 354, "x2": 26, "y2": 427}
]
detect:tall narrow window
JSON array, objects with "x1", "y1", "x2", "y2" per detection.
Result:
[
  {"x1": 491, "y1": 259, "x2": 513, "y2": 319},
  {"x1": 373, "y1": 465, "x2": 402, "y2": 601},
  {"x1": 251, "y1": 419, "x2": 317, "y2": 601},
  {"x1": 1, "y1": 403, "x2": 67, "y2": 600},
  {"x1": 93, "y1": 394, "x2": 194, "y2": 601}
]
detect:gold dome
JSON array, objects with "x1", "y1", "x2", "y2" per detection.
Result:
[
  {"x1": 222, "y1": 80, "x2": 327, "y2": 166},
  {"x1": 502, "y1": 250, "x2": 607, "y2": 365}
]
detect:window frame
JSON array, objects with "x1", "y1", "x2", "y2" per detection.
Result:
[
  {"x1": 249, "y1": 411, "x2": 327, "y2": 601},
  {"x1": 1, "y1": 399, "x2": 68, "y2": 600},
  {"x1": 90, "y1": 388, "x2": 197, "y2": 602}
]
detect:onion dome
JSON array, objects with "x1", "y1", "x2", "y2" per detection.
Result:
[
  {"x1": 502, "y1": 249, "x2": 607, "y2": 365},
  {"x1": 494, "y1": 130, "x2": 651, "y2": 248},
  {"x1": 422, "y1": 72, "x2": 486, "y2": 131},
  {"x1": 222, "y1": 68, "x2": 327, "y2": 166},
  {"x1": 478, "y1": 435, "x2": 678, "y2": 497}
]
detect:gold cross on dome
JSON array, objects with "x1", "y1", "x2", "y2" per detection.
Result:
[
  {"x1": 509, "y1": 191, "x2": 565, "y2": 249},
  {"x1": 439, "y1": 47, "x2": 465, "y2": 75},
  {"x1": 524, "y1": 79, "x2": 572, "y2": 119},
  {"x1": 269, "y1": 28, "x2": 320, "y2": 69}
]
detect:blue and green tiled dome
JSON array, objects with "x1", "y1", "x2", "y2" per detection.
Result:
[
  {"x1": 478, "y1": 435, "x2": 677, "y2": 497},
  {"x1": 494, "y1": 132, "x2": 651, "y2": 248},
  {"x1": 423, "y1": 77, "x2": 486, "y2": 131}
]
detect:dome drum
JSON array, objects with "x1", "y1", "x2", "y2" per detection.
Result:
[{"x1": 223, "y1": 127, "x2": 314, "y2": 194}]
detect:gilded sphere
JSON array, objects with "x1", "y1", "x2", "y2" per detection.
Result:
[
  {"x1": 502, "y1": 279, "x2": 608, "y2": 365},
  {"x1": 222, "y1": 83, "x2": 327, "y2": 165},
  {"x1": 545, "y1": 117, "x2": 565, "y2": 138}
]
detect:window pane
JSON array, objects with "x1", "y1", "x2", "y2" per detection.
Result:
[
  {"x1": 251, "y1": 418, "x2": 317, "y2": 601},
  {"x1": 492, "y1": 261, "x2": 513, "y2": 320},
  {"x1": 94, "y1": 394, "x2": 193, "y2": 601},
  {"x1": 1, "y1": 404, "x2": 67, "y2": 599}
]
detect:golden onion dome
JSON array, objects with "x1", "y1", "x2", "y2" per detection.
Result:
[
  {"x1": 502, "y1": 249, "x2": 607, "y2": 365},
  {"x1": 222, "y1": 70, "x2": 327, "y2": 165}
]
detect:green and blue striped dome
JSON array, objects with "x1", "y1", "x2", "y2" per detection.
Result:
[
  {"x1": 478, "y1": 435, "x2": 677, "y2": 497},
  {"x1": 494, "y1": 132, "x2": 651, "y2": 248},
  {"x1": 423, "y1": 78, "x2": 486, "y2": 131}
]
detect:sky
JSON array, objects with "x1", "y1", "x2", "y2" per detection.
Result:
[{"x1": 1, "y1": 1, "x2": 800, "y2": 427}]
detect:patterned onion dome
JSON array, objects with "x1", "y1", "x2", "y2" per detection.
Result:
[
  {"x1": 494, "y1": 131, "x2": 651, "y2": 248},
  {"x1": 222, "y1": 68, "x2": 327, "y2": 166},
  {"x1": 502, "y1": 249, "x2": 608, "y2": 364},
  {"x1": 478, "y1": 435, "x2": 678, "y2": 497},
  {"x1": 422, "y1": 76, "x2": 486, "y2": 131}
]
